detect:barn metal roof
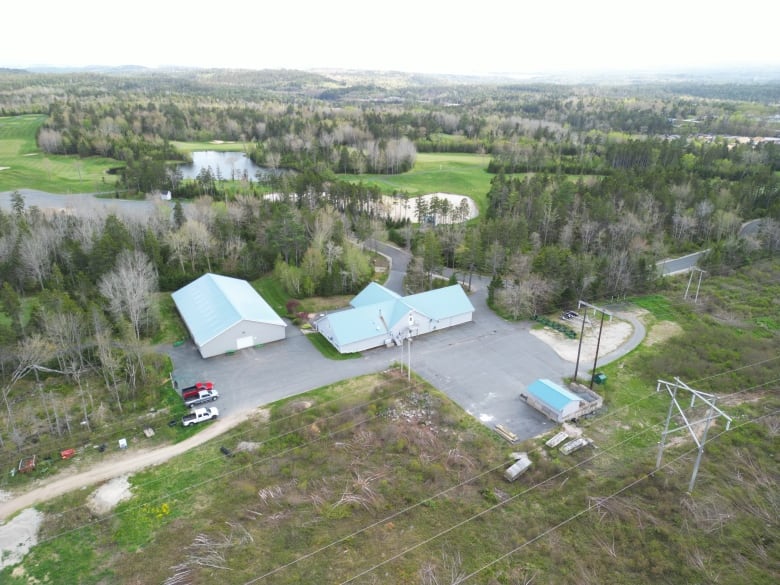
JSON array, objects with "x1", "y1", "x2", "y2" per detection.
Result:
[
  {"x1": 527, "y1": 379, "x2": 581, "y2": 411},
  {"x1": 404, "y1": 286, "x2": 476, "y2": 320},
  {"x1": 172, "y1": 273, "x2": 286, "y2": 346}
]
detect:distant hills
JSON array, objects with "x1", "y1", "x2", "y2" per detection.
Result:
[{"x1": 5, "y1": 64, "x2": 779, "y2": 86}]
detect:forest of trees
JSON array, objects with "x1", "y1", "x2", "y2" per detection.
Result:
[{"x1": 0, "y1": 68, "x2": 779, "y2": 453}]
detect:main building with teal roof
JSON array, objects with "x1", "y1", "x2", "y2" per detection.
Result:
[{"x1": 315, "y1": 282, "x2": 475, "y2": 354}]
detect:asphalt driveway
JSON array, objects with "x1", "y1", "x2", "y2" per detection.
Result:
[{"x1": 165, "y1": 271, "x2": 572, "y2": 443}]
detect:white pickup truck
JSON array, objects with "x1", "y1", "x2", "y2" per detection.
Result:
[
  {"x1": 184, "y1": 389, "x2": 219, "y2": 408},
  {"x1": 182, "y1": 407, "x2": 219, "y2": 427}
]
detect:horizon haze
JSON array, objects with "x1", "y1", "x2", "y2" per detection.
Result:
[{"x1": 3, "y1": 0, "x2": 779, "y2": 78}]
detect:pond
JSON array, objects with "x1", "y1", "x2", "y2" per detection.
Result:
[{"x1": 176, "y1": 151, "x2": 276, "y2": 182}]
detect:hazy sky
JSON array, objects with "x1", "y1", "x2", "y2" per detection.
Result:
[{"x1": 4, "y1": 0, "x2": 778, "y2": 75}]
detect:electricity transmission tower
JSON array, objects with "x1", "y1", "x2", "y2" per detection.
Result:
[
  {"x1": 684, "y1": 267, "x2": 706, "y2": 303},
  {"x1": 655, "y1": 378, "x2": 732, "y2": 493}
]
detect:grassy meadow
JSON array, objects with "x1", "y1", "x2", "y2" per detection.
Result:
[{"x1": 3, "y1": 258, "x2": 778, "y2": 584}]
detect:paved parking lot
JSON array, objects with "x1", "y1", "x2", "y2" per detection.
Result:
[{"x1": 164, "y1": 274, "x2": 572, "y2": 443}]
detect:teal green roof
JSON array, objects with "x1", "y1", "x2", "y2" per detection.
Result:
[
  {"x1": 527, "y1": 379, "x2": 580, "y2": 411},
  {"x1": 172, "y1": 273, "x2": 285, "y2": 346},
  {"x1": 404, "y1": 286, "x2": 475, "y2": 320},
  {"x1": 351, "y1": 281, "x2": 401, "y2": 307},
  {"x1": 324, "y1": 301, "x2": 397, "y2": 346},
  {"x1": 321, "y1": 283, "x2": 474, "y2": 350}
]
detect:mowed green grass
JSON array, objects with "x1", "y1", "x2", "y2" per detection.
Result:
[
  {"x1": 0, "y1": 115, "x2": 119, "y2": 193},
  {"x1": 171, "y1": 140, "x2": 253, "y2": 153},
  {"x1": 342, "y1": 152, "x2": 493, "y2": 213},
  {"x1": 1, "y1": 119, "x2": 493, "y2": 206}
]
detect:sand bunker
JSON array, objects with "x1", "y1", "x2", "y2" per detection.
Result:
[{"x1": 264, "y1": 192, "x2": 479, "y2": 224}]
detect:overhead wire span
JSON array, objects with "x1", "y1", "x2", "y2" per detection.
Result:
[{"x1": 336, "y1": 409, "x2": 778, "y2": 584}]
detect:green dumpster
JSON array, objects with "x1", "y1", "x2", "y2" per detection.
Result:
[{"x1": 593, "y1": 373, "x2": 607, "y2": 385}]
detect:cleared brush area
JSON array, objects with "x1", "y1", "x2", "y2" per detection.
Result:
[{"x1": 8, "y1": 359, "x2": 777, "y2": 584}]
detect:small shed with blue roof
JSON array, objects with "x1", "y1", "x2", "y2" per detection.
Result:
[
  {"x1": 172, "y1": 273, "x2": 287, "y2": 358},
  {"x1": 521, "y1": 379, "x2": 585, "y2": 423},
  {"x1": 315, "y1": 282, "x2": 474, "y2": 354}
]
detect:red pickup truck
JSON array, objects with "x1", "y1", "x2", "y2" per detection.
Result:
[{"x1": 180, "y1": 381, "x2": 214, "y2": 400}]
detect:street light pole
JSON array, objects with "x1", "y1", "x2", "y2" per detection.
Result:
[
  {"x1": 407, "y1": 313, "x2": 414, "y2": 382},
  {"x1": 407, "y1": 336, "x2": 412, "y2": 381}
]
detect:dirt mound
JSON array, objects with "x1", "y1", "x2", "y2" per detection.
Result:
[
  {"x1": 0, "y1": 508, "x2": 44, "y2": 570},
  {"x1": 87, "y1": 475, "x2": 133, "y2": 516}
]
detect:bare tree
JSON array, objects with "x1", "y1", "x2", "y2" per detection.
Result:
[
  {"x1": 179, "y1": 220, "x2": 215, "y2": 272},
  {"x1": 385, "y1": 137, "x2": 417, "y2": 174},
  {"x1": 324, "y1": 241, "x2": 342, "y2": 275},
  {"x1": 485, "y1": 240, "x2": 506, "y2": 276},
  {"x1": 98, "y1": 250, "x2": 158, "y2": 340},
  {"x1": 40, "y1": 309, "x2": 87, "y2": 373},
  {"x1": 672, "y1": 207, "x2": 697, "y2": 242},
  {"x1": 695, "y1": 199, "x2": 715, "y2": 241},
  {"x1": 759, "y1": 218, "x2": 780, "y2": 253},
  {"x1": 37, "y1": 128, "x2": 64, "y2": 153},
  {"x1": 18, "y1": 227, "x2": 57, "y2": 290},
  {"x1": 94, "y1": 320, "x2": 125, "y2": 413},
  {"x1": 310, "y1": 205, "x2": 338, "y2": 250},
  {"x1": 166, "y1": 229, "x2": 188, "y2": 273},
  {"x1": 605, "y1": 249, "x2": 632, "y2": 296},
  {"x1": 2, "y1": 335, "x2": 54, "y2": 444},
  {"x1": 496, "y1": 274, "x2": 554, "y2": 318}
]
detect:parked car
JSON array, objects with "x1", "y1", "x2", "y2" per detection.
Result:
[{"x1": 182, "y1": 407, "x2": 219, "y2": 427}]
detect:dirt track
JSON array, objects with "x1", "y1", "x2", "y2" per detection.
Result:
[{"x1": 0, "y1": 411, "x2": 254, "y2": 522}]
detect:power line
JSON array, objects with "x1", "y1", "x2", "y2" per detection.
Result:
[
  {"x1": 26, "y1": 366, "x2": 780, "y2": 554},
  {"x1": 247, "y1": 420, "x2": 667, "y2": 585},
  {"x1": 335, "y1": 430, "x2": 666, "y2": 584},
  {"x1": 455, "y1": 410, "x2": 779, "y2": 583},
  {"x1": 25, "y1": 368, "x2": 778, "y2": 584},
  {"x1": 271, "y1": 378, "x2": 768, "y2": 584}
]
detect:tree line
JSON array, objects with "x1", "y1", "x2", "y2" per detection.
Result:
[{"x1": 1, "y1": 68, "x2": 779, "y2": 454}]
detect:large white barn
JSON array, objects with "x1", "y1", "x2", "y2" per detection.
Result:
[
  {"x1": 314, "y1": 282, "x2": 475, "y2": 354},
  {"x1": 172, "y1": 273, "x2": 287, "y2": 358}
]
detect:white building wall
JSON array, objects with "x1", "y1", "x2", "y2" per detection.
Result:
[
  {"x1": 337, "y1": 334, "x2": 390, "y2": 354},
  {"x1": 318, "y1": 306, "x2": 474, "y2": 354},
  {"x1": 198, "y1": 320, "x2": 286, "y2": 358},
  {"x1": 559, "y1": 400, "x2": 582, "y2": 421},
  {"x1": 386, "y1": 309, "x2": 471, "y2": 336}
]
